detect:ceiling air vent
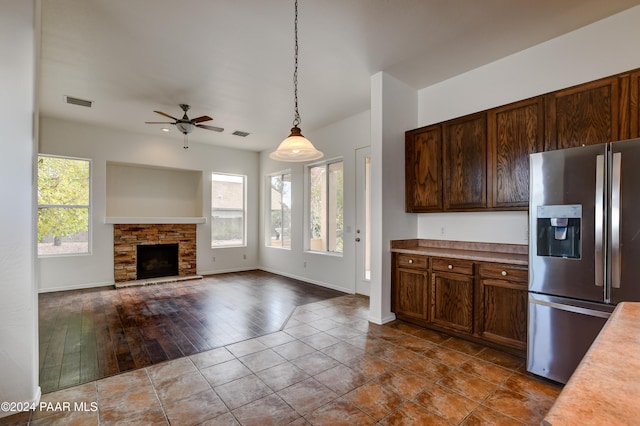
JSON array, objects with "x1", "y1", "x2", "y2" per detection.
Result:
[
  {"x1": 232, "y1": 130, "x2": 250, "y2": 137},
  {"x1": 64, "y1": 95, "x2": 93, "y2": 108}
]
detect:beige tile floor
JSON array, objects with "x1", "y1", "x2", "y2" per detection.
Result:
[{"x1": 1, "y1": 295, "x2": 561, "y2": 425}]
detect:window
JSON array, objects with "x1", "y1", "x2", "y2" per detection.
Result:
[
  {"x1": 308, "y1": 160, "x2": 343, "y2": 253},
  {"x1": 37, "y1": 155, "x2": 91, "y2": 256},
  {"x1": 211, "y1": 173, "x2": 246, "y2": 247},
  {"x1": 267, "y1": 172, "x2": 292, "y2": 248}
]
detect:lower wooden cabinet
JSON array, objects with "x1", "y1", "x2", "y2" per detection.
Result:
[
  {"x1": 391, "y1": 254, "x2": 528, "y2": 355},
  {"x1": 430, "y1": 258, "x2": 474, "y2": 334},
  {"x1": 476, "y1": 264, "x2": 528, "y2": 351},
  {"x1": 393, "y1": 254, "x2": 429, "y2": 321}
]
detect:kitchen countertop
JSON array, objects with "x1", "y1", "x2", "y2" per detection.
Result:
[
  {"x1": 390, "y1": 239, "x2": 528, "y2": 265},
  {"x1": 542, "y1": 302, "x2": 640, "y2": 425}
]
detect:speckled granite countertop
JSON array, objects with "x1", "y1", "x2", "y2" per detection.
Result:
[
  {"x1": 390, "y1": 239, "x2": 528, "y2": 265},
  {"x1": 543, "y1": 302, "x2": 640, "y2": 425}
]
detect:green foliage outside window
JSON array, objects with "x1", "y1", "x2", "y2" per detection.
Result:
[{"x1": 37, "y1": 156, "x2": 90, "y2": 255}]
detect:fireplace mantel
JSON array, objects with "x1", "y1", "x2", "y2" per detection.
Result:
[{"x1": 105, "y1": 217, "x2": 207, "y2": 224}]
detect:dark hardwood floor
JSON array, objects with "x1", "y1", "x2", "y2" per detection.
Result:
[{"x1": 38, "y1": 270, "x2": 346, "y2": 393}]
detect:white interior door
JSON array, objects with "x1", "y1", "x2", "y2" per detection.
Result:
[{"x1": 355, "y1": 146, "x2": 371, "y2": 296}]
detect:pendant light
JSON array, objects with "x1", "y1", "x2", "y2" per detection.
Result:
[{"x1": 270, "y1": 0, "x2": 323, "y2": 162}]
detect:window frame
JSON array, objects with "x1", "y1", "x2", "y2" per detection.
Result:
[
  {"x1": 37, "y1": 154, "x2": 92, "y2": 257},
  {"x1": 211, "y1": 172, "x2": 247, "y2": 248},
  {"x1": 266, "y1": 170, "x2": 292, "y2": 250},
  {"x1": 305, "y1": 158, "x2": 344, "y2": 256}
]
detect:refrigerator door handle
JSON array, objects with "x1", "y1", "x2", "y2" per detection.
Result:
[
  {"x1": 595, "y1": 154, "x2": 605, "y2": 288},
  {"x1": 611, "y1": 152, "x2": 622, "y2": 289},
  {"x1": 528, "y1": 295, "x2": 612, "y2": 319}
]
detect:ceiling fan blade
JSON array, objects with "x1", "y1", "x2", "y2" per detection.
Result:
[
  {"x1": 197, "y1": 124, "x2": 224, "y2": 132},
  {"x1": 192, "y1": 115, "x2": 213, "y2": 123},
  {"x1": 154, "y1": 110, "x2": 179, "y2": 121},
  {"x1": 145, "y1": 121, "x2": 174, "y2": 124}
]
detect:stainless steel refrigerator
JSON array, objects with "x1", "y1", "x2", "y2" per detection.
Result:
[{"x1": 528, "y1": 138, "x2": 640, "y2": 384}]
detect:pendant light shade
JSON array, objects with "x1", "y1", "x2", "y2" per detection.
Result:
[
  {"x1": 270, "y1": 0, "x2": 323, "y2": 162},
  {"x1": 269, "y1": 126, "x2": 323, "y2": 161}
]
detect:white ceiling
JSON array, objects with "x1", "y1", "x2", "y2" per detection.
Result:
[{"x1": 40, "y1": 0, "x2": 640, "y2": 152}]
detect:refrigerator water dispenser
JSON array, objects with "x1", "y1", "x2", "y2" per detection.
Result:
[{"x1": 536, "y1": 205, "x2": 582, "y2": 259}]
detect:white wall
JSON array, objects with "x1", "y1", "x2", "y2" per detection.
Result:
[
  {"x1": 38, "y1": 117, "x2": 260, "y2": 292},
  {"x1": 418, "y1": 212, "x2": 529, "y2": 244},
  {"x1": 259, "y1": 110, "x2": 370, "y2": 294},
  {"x1": 369, "y1": 72, "x2": 419, "y2": 324},
  {"x1": 0, "y1": 0, "x2": 40, "y2": 416},
  {"x1": 416, "y1": 5, "x2": 640, "y2": 245}
]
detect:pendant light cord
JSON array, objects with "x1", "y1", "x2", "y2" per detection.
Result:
[{"x1": 292, "y1": 0, "x2": 301, "y2": 127}]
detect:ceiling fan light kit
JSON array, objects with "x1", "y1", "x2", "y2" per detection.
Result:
[
  {"x1": 270, "y1": 0, "x2": 323, "y2": 163},
  {"x1": 145, "y1": 103, "x2": 223, "y2": 149},
  {"x1": 175, "y1": 121, "x2": 195, "y2": 134}
]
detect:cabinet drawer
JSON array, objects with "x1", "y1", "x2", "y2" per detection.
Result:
[
  {"x1": 396, "y1": 254, "x2": 428, "y2": 269},
  {"x1": 479, "y1": 264, "x2": 528, "y2": 283},
  {"x1": 432, "y1": 258, "x2": 474, "y2": 275}
]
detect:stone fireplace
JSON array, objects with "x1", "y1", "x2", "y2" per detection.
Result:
[{"x1": 113, "y1": 224, "x2": 197, "y2": 283}]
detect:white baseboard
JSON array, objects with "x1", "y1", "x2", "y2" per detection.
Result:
[
  {"x1": 38, "y1": 281, "x2": 115, "y2": 293},
  {"x1": 36, "y1": 267, "x2": 353, "y2": 296},
  {"x1": 258, "y1": 267, "x2": 353, "y2": 295},
  {"x1": 0, "y1": 387, "x2": 41, "y2": 419},
  {"x1": 197, "y1": 266, "x2": 259, "y2": 276},
  {"x1": 368, "y1": 312, "x2": 396, "y2": 325}
]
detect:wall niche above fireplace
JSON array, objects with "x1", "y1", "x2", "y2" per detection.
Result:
[{"x1": 106, "y1": 162, "x2": 203, "y2": 219}]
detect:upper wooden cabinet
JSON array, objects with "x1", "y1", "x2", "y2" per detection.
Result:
[
  {"x1": 443, "y1": 113, "x2": 487, "y2": 210},
  {"x1": 405, "y1": 126, "x2": 443, "y2": 212},
  {"x1": 545, "y1": 76, "x2": 624, "y2": 150},
  {"x1": 405, "y1": 67, "x2": 640, "y2": 213},
  {"x1": 631, "y1": 71, "x2": 640, "y2": 139},
  {"x1": 488, "y1": 97, "x2": 544, "y2": 209}
]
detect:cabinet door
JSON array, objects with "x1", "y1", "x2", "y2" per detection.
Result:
[
  {"x1": 443, "y1": 113, "x2": 487, "y2": 210},
  {"x1": 488, "y1": 97, "x2": 544, "y2": 209},
  {"x1": 477, "y1": 265, "x2": 527, "y2": 351},
  {"x1": 546, "y1": 76, "x2": 621, "y2": 150},
  {"x1": 394, "y1": 268, "x2": 429, "y2": 321},
  {"x1": 430, "y1": 271, "x2": 474, "y2": 333},
  {"x1": 631, "y1": 71, "x2": 640, "y2": 138},
  {"x1": 405, "y1": 126, "x2": 442, "y2": 212}
]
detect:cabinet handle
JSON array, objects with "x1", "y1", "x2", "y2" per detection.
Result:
[
  {"x1": 408, "y1": 259, "x2": 413, "y2": 264},
  {"x1": 501, "y1": 271, "x2": 507, "y2": 276},
  {"x1": 448, "y1": 264, "x2": 453, "y2": 270}
]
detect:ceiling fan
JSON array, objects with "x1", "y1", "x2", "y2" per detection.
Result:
[{"x1": 146, "y1": 104, "x2": 223, "y2": 148}]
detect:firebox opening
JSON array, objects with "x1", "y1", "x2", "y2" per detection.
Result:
[{"x1": 137, "y1": 243, "x2": 179, "y2": 280}]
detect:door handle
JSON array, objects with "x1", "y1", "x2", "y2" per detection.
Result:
[
  {"x1": 611, "y1": 152, "x2": 622, "y2": 289},
  {"x1": 595, "y1": 154, "x2": 604, "y2": 288}
]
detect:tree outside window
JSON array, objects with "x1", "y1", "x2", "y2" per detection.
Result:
[
  {"x1": 37, "y1": 155, "x2": 91, "y2": 256},
  {"x1": 268, "y1": 172, "x2": 291, "y2": 248},
  {"x1": 309, "y1": 160, "x2": 343, "y2": 253},
  {"x1": 211, "y1": 173, "x2": 246, "y2": 247}
]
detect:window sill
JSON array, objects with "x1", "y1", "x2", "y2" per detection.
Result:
[{"x1": 304, "y1": 250, "x2": 343, "y2": 258}]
